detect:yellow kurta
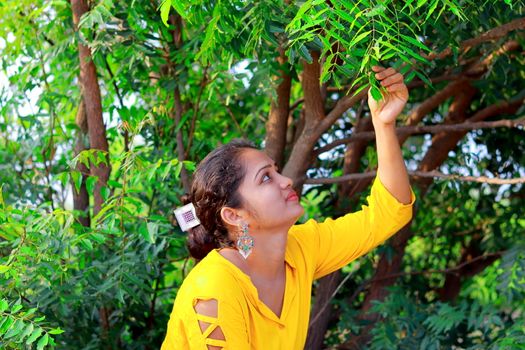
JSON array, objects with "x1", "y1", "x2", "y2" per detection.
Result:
[{"x1": 162, "y1": 175, "x2": 416, "y2": 349}]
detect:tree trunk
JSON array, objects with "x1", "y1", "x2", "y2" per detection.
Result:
[
  {"x1": 283, "y1": 52, "x2": 324, "y2": 189},
  {"x1": 264, "y1": 50, "x2": 291, "y2": 169},
  {"x1": 73, "y1": 99, "x2": 90, "y2": 227},
  {"x1": 71, "y1": 0, "x2": 110, "y2": 216},
  {"x1": 306, "y1": 273, "x2": 342, "y2": 350},
  {"x1": 306, "y1": 114, "x2": 372, "y2": 350},
  {"x1": 71, "y1": 0, "x2": 111, "y2": 341},
  {"x1": 169, "y1": 13, "x2": 191, "y2": 193}
]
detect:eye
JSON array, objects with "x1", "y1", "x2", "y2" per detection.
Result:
[{"x1": 262, "y1": 173, "x2": 271, "y2": 183}]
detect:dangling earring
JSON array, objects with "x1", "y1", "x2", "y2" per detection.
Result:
[{"x1": 236, "y1": 223, "x2": 254, "y2": 259}]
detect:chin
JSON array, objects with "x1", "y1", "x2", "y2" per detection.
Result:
[{"x1": 291, "y1": 206, "x2": 305, "y2": 223}]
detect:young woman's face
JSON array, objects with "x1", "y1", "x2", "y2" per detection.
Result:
[{"x1": 235, "y1": 148, "x2": 304, "y2": 231}]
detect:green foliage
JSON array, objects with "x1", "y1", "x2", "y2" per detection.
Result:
[
  {"x1": 159, "y1": 0, "x2": 474, "y2": 97},
  {"x1": 0, "y1": 298, "x2": 62, "y2": 349},
  {"x1": 0, "y1": 0, "x2": 524, "y2": 348}
]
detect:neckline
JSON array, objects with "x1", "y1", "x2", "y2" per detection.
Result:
[{"x1": 209, "y1": 249, "x2": 296, "y2": 324}]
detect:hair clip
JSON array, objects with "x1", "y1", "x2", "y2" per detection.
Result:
[{"x1": 174, "y1": 203, "x2": 201, "y2": 231}]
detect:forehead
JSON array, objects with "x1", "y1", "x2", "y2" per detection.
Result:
[{"x1": 239, "y1": 148, "x2": 274, "y2": 172}]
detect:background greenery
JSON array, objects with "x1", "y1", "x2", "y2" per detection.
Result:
[{"x1": 0, "y1": 0, "x2": 524, "y2": 349}]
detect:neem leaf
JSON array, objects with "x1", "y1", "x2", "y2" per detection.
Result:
[
  {"x1": 159, "y1": 0, "x2": 171, "y2": 27},
  {"x1": 26, "y1": 327, "x2": 43, "y2": 345},
  {"x1": 70, "y1": 171, "x2": 82, "y2": 194},
  {"x1": 370, "y1": 85, "x2": 383, "y2": 101},
  {"x1": 36, "y1": 333, "x2": 49, "y2": 350}
]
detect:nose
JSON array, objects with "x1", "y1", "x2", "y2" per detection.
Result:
[{"x1": 279, "y1": 173, "x2": 293, "y2": 189}]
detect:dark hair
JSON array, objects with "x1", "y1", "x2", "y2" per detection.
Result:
[{"x1": 183, "y1": 139, "x2": 257, "y2": 260}]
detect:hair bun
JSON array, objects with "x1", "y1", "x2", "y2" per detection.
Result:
[
  {"x1": 187, "y1": 225, "x2": 218, "y2": 261},
  {"x1": 180, "y1": 193, "x2": 192, "y2": 205}
]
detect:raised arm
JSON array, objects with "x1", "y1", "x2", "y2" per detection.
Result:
[
  {"x1": 368, "y1": 66, "x2": 412, "y2": 204},
  {"x1": 290, "y1": 66, "x2": 415, "y2": 280}
]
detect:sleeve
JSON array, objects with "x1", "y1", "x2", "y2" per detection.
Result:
[
  {"x1": 161, "y1": 273, "x2": 250, "y2": 349},
  {"x1": 310, "y1": 174, "x2": 415, "y2": 280}
]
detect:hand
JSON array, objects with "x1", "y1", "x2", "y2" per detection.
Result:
[{"x1": 368, "y1": 66, "x2": 409, "y2": 126}]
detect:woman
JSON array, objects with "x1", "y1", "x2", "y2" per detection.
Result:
[{"x1": 162, "y1": 66, "x2": 415, "y2": 349}]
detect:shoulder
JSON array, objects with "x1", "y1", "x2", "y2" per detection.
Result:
[
  {"x1": 289, "y1": 217, "x2": 340, "y2": 242},
  {"x1": 286, "y1": 219, "x2": 323, "y2": 275},
  {"x1": 176, "y1": 252, "x2": 246, "y2": 303}
]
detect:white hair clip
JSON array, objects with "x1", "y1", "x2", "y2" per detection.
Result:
[{"x1": 174, "y1": 203, "x2": 201, "y2": 231}]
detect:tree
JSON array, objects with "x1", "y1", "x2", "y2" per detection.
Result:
[{"x1": 1, "y1": 0, "x2": 524, "y2": 348}]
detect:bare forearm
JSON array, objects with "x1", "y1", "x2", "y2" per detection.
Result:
[{"x1": 373, "y1": 121, "x2": 412, "y2": 204}]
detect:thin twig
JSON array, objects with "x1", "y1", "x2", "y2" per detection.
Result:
[
  {"x1": 315, "y1": 117, "x2": 525, "y2": 155},
  {"x1": 313, "y1": 251, "x2": 504, "y2": 322},
  {"x1": 304, "y1": 170, "x2": 525, "y2": 185},
  {"x1": 185, "y1": 64, "x2": 210, "y2": 158},
  {"x1": 104, "y1": 55, "x2": 129, "y2": 152},
  {"x1": 310, "y1": 263, "x2": 360, "y2": 326}
]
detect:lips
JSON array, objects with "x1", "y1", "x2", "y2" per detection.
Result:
[{"x1": 286, "y1": 191, "x2": 299, "y2": 201}]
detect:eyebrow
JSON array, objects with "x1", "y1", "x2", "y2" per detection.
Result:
[{"x1": 254, "y1": 163, "x2": 276, "y2": 181}]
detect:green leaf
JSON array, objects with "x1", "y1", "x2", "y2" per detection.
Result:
[
  {"x1": 70, "y1": 171, "x2": 82, "y2": 194},
  {"x1": 4, "y1": 319, "x2": 24, "y2": 339},
  {"x1": 159, "y1": 0, "x2": 171, "y2": 27},
  {"x1": 298, "y1": 45, "x2": 313, "y2": 63},
  {"x1": 171, "y1": 0, "x2": 187, "y2": 17},
  {"x1": 90, "y1": 232, "x2": 106, "y2": 244},
  {"x1": 57, "y1": 172, "x2": 70, "y2": 189},
  {"x1": 19, "y1": 322, "x2": 34, "y2": 341},
  {"x1": 79, "y1": 238, "x2": 93, "y2": 251},
  {"x1": 95, "y1": 151, "x2": 108, "y2": 166},
  {"x1": 101, "y1": 186, "x2": 110, "y2": 201},
  {"x1": 86, "y1": 176, "x2": 97, "y2": 196},
  {"x1": 11, "y1": 303, "x2": 23, "y2": 313},
  {"x1": 370, "y1": 85, "x2": 383, "y2": 101},
  {"x1": 36, "y1": 333, "x2": 49, "y2": 350},
  {"x1": 399, "y1": 34, "x2": 431, "y2": 52},
  {"x1": 146, "y1": 222, "x2": 158, "y2": 243},
  {"x1": 0, "y1": 316, "x2": 13, "y2": 333},
  {"x1": 365, "y1": 4, "x2": 386, "y2": 17},
  {"x1": 183, "y1": 160, "x2": 196, "y2": 171},
  {"x1": 415, "y1": 70, "x2": 432, "y2": 87},
  {"x1": 48, "y1": 327, "x2": 64, "y2": 335},
  {"x1": 174, "y1": 161, "x2": 183, "y2": 178},
  {"x1": 399, "y1": 44, "x2": 427, "y2": 63},
  {"x1": 0, "y1": 299, "x2": 8, "y2": 312},
  {"x1": 0, "y1": 183, "x2": 4, "y2": 208},
  {"x1": 160, "y1": 161, "x2": 172, "y2": 180},
  {"x1": 425, "y1": 0, "x2": 440, "y2": 21},
  {"x1": 26, "y1": 327, "x2": 43, "y2": 345},
  {"x1": 348, "y1": 30, "x2": 371, "y2": 50}
]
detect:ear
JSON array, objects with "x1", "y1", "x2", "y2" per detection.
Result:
[{"x1": 220, "y1": 207, "x2": 244, "y2": 227}]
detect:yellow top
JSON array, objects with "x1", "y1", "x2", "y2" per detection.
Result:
[{"x1": 161, "y1": 175, "x2": 416, "y2": 349}]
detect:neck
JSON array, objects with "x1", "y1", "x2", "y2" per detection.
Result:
[{"x1": 244, "y1": 229, "x2": 287, "y2": 280}]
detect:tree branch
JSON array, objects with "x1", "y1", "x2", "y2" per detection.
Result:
[
  {"x1": 168, "y1": 13, "x2": 191, "y2": 193},
  {"x1": 320, "y1": 89, "x2": 368, "y2": 134},
  {"x1": 369, "y1": 251, "x2": 504, "y2": 284},
  {"x1": 185, "y1": 64, "x2": 209, "y2": 158},
  {"x1": 425, "y1": 17, "x2": 525, "y2": 60},
  {"x1": 313, "y1": 251, "x2": 503, "y2": 336},
  {"x1": 264, "y1": 49, "x2": 292, "y2": 168},
  {"x1": 304, "y1": 170, "x2": 525, "y2": 185},
  {"x1": 104, "y1": 55, "x2": 129, "y2": 152},
  {"x1": 315, "y1": 117, "x2": 525, "y2": 155}
]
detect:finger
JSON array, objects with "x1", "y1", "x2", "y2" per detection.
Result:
[
  {"x1": 375, "y1": 67, "x2": 397, "y2": 80},
  {"x1": 386, "y1": 83, "x2": 407, "y2": 93},
  {"x1": 380, "y1": 73, "x2": 404, "y2": 87},
  {"x1": 371, "y1": 65, "x2": 385, "y2": 72}
]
